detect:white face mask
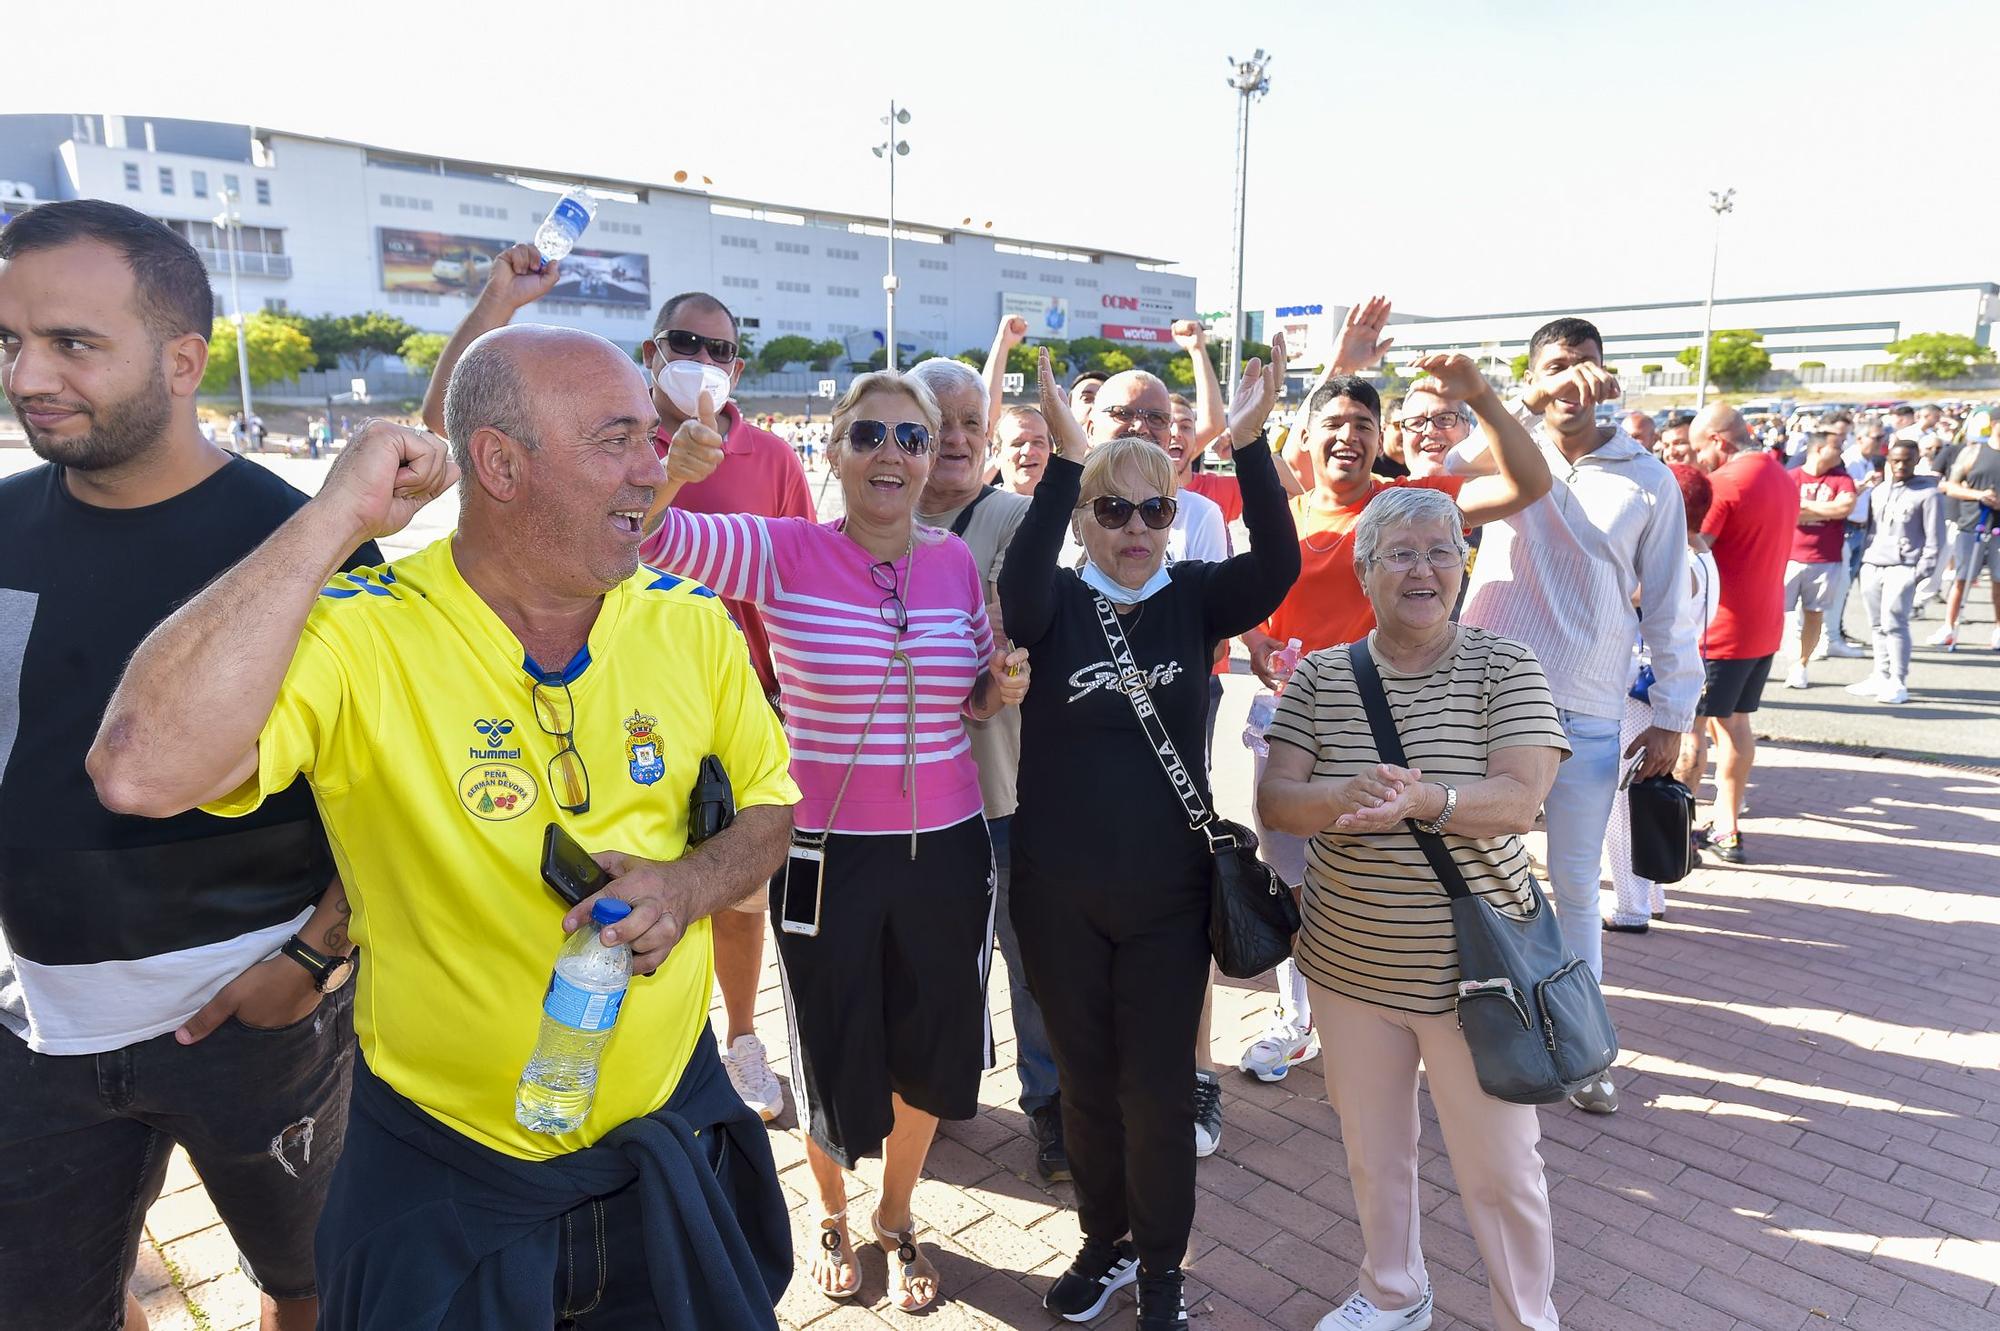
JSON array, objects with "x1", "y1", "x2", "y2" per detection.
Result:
[
  {"x1": 655, "y1": 358, "x2": 733, "y2": 419},
  {"x1": 1080, "y1": 558, "x2": 1173, "y2": 606}
]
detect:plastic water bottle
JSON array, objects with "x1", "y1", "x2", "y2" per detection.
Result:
[
  {"x1": 1242, "y1": 637, "x2": 1304, "y2": 757},
  {"x1": 533, "y1": 189, "x2": 599, "y2": 263},
  {"x1": 515, "y1": 898, "x2": 632, "y2": 1134}
]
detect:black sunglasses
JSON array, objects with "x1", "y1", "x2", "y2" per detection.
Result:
[
  {"x1": 657, "y1": 328, "x2": 739, "y2": 363},
  {"x1": 1083, "y1": 495, "x2": 1177, "y2": 530},
  {"x1": 848, "y1": 419, "x2": 931, "y2": 456}
]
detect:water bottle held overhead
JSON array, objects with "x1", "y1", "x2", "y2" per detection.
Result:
[
  {"x1": 533, "y1": 188, "x2": 599, "y2": 263},
  {"x1": 515, "y1": 896, "x2": 632, "y2": 1135}
]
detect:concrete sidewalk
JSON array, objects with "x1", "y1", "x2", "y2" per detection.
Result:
[{"x1": 136, "y1": 739, "x2": 1999, "y2": 1330}]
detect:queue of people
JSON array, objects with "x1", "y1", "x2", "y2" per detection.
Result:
[{"x1": 8, "y1": 197, "x2": 1966, "y2": 1331}]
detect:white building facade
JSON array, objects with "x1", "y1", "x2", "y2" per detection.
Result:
[{"x1": 0, "y1": 114, "x2": 1198, "y2": 365}]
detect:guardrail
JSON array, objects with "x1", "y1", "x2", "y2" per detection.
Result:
[{"x1": 194, "y1": 247, "x2": 293, "y2": 279}]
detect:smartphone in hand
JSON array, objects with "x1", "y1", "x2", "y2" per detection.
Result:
[{"x1": 541, "y1": 823, "x2": 609, "y2": 909}]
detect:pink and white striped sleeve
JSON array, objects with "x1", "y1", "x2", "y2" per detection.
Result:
[{"x1": 640, "y1": 509, "x2": 781, "y2": 605}]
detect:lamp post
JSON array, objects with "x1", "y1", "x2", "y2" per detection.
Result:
[
  {"x1": 872, "y1": 104, "x2": 911, "y2": 371},
  {"x1": 1693, "y1": 187, "x2": 1735, "y2": 411},
  {"x1": 1224, "y1": 49, "x2": 1272, "y2": 399},
  {"x1": 214, "y1": 188, "x2": 253, "y2": 427}
]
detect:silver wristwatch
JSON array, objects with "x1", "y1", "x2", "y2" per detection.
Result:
[{"x1": 1415, "y1": 782, "x2": 1457, "y2": 835}]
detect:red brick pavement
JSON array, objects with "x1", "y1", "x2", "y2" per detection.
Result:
[{"x1": 141, "y1": 743, "x2": 2000, "y2": 1329}]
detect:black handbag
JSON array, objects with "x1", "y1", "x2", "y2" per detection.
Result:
[
  {"x1": 1626, "y1": 772, "x2": 1695, "y2": 884},
  {"x1": 1092, "y1": 595, "x2": 1300, "y2": 979},
  {"x1": 1348, "y1": 640, "x2": 1619, "y2": 1104}
]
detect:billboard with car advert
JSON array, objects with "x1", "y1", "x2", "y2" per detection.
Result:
[
  {"x1": 378, "y1": 227, "x2": 509, "y2": 295},
  {"x1": 549, "y1": 248, "x2": 652, "y2": 308}
]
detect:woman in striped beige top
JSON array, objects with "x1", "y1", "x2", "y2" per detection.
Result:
[
  {"x1": 645, "y1": 372, "x2": 1031, "y2": 1313},
  {"x1": 1257, "y1": 485, "x2": 1569, "y2": 1331}
]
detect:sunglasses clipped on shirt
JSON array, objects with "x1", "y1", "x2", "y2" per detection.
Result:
[
  {"x1": 1082, "y1": 494, "x2": 1178, "y2": 530},
  {"x1": 847, "y1": 419, "x2": 932, "y2": 456},
  {"x1": 657, "y1": 328, "x2": 740, "y2": 363}
]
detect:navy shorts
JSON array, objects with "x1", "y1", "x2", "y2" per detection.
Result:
[{"x1": 1699, "y1": 654, "x2": 1775, "y2": 717}]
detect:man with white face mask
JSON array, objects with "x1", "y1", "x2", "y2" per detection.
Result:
[{"x1": 423, "y1": 246, "x2": 814, "y2": 1128}]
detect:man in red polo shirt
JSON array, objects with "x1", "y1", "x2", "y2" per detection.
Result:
[
  {"x1": 423, "y1": 250, "x2": 812, "y2": 1122},
  {"x1": 1683, "y1": 402, "x2": 1800, "y2": 864}
]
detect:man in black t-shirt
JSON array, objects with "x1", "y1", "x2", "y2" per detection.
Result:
[{"x1": 0, "y1": 201, "x2": 377, "y2": 1331}]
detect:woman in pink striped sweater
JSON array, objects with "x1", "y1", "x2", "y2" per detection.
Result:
[{"x1": 644, "y1": 372, "x2": 1030, "y2": 1313}]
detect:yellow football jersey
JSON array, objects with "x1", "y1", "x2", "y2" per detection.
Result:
[{"x1": 206, "y1": 537, "x2": 798, "y2": 1159}]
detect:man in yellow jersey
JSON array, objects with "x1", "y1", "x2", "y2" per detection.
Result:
[{"x1": 89, "y1": 324, "x2": 799, "y2": 1328}]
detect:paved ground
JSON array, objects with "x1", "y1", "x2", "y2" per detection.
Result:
[{"x1": 132, "y1": 713, "x2": 1999, "y2": 1331}]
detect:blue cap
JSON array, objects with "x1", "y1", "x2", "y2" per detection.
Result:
[{"x1": 591, "y1": 898, "x2": 634, "y2": 925}]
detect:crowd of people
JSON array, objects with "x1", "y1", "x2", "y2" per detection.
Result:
[{"x1": 0, "y1": 198, "x2": 1991, "y2": 1331}]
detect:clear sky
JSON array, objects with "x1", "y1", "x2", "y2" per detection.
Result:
[{"x1": 6, "y1": 0, "x2": 1996, "y2": 319}]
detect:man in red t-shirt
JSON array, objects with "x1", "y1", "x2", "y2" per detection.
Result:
[
  {"x1": 1687, "y1": 403, "x2": 1801, "y2": 862},
  {"x1": 1781, "y1": 430, "x2": 1858, "y2": 689},
  {"x1": 424, "y1": 257, "x2": 811, "y2": 1124}
]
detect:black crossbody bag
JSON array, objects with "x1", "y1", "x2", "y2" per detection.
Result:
[
  {"x1": 1347, "y1": 640, "x2": 1618, "y2": 1104},
  {"x1": 1092, "y1": 595, "x2": 1300, "y2": 979}
]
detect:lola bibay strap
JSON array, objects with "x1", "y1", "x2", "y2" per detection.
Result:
[{"x1": 1091, "y1": 594, "x2": 1236, "y2": 851}]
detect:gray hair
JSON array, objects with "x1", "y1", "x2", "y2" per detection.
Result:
[
  {"x1": 443, "y1": 328, "x2": 540, "y2": 469},
  {"x1": 1400, "y1": 376, "x2": 1465, "y2": 415},
  {"x1": 1351, "y1": 486, "x2": 1469, "y2": 569},
  {"x1": 906, "y1": 357, "x2": 989, "y2": 418}
]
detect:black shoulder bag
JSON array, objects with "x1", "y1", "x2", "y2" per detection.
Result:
[
  {"x1": 1347, "y1": 640, "x2": 1619, "y2": 1104},
  {"x1": 1093, "y1": 594, "x2": 1300, "y2": 979}
]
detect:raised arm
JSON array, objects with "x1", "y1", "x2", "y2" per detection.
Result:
[
  {"x1": 983, "y1": 315, "x2": 1028, "y2": 436},
  {"x1": 89, "y1": 423, "x2": 457, "y2": 817},
  {"x1": 998, "y1": 349, "x2": 1088, "y2": 648},
  {"x1": 1413, "y1": 353, "x2": 1552, "y2": 526},
  {"x1": 1198, "y1": 334, "x2": 1303, "y2": 637},
  {"x1": 1173, "y1": 320, "x2": 1228, "y2": 448},
  {"x1": 418, "y1": 244, "x2": 563, "y2": 434}
]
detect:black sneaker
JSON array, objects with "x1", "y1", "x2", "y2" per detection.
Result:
[
  {"x1": 1044, "y1": 1239, "x2": 1138, "y2": 1322},
  {"x1": 1710, "y1": 832, "x2": 1747, "y2": 864},
  {"x1": 1032, "y1": 1103, "x2": 1072, "y2": 1183},
  {"x1": 1193, "y1": 1071, "x2": 1223, "y2": 1158},
  {"x1": 1137, "y1": 1268, "x2": 1189, "y2": 1330}
]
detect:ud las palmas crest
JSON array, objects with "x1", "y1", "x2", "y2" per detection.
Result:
[{"x1": 625, "y1": 710, "x2": 665, "y2": 786}]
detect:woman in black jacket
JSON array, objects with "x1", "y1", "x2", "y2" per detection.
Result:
[{"x1": 998, "y1": 342, "x2": 1299, "y2": 1330}]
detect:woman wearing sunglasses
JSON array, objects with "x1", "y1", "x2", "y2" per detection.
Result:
[
  {"x1": 642, "y1": 373, "x2": 1030, "y2": 1313},
  {"x1": 996, "y1": 342, "x2": 1299, "y2": 1331}
]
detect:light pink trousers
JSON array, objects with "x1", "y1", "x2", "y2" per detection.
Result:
[{"x1": 1310, "y1": 983, "x2": 1561, "y2": 1331}]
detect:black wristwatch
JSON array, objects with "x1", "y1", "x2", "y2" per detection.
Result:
[{"x1": 280, "y1": 934, "x2": 355, "y2": 993}]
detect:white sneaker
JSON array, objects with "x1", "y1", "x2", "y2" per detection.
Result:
[
  {"x1": 721, "y1": 1033, "x2": 784, "y2": 1121},
  {"x1": 1193, "y1": 1070, "x2": 1224, "y2": 1158},
  {"x1": 1844, "y1": 676, "x2": 1887, "y2": 698},
  {"x1": 1315, "y1": 1285, "x2": 1434, "y2": 1331},
  {"x1": 1990, "y1": 629, "x2": 2000, "y2": 653},
  {"x1": 1823, "y1": 638, "x2": 1867, "y2": 658},
  {"x1": 1925, "y1": 625, "x2": 1958, "y2": 648},
  {"x1": 1784, "y1": 666, "x2": 1810, "y2": 689},
  {"x1": 1879, "y1": 684, "x2": 1910, "y2": 705},
  {"x1": 1238, "y1": 1022, "x2": 1321, "y2": 1083}
]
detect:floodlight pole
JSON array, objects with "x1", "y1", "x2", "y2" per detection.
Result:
[
  {"x1": 1225, "y1": 50, "x2": 1272, "y2": 399},
  {"x1": 1694, "y1": 188, "x2": 1735, "y2": 410},
  {"x1": 874, "y1": 103, "x2": 911, "y2": 371},
  {"x1": 216, "y1": 188, "x2": 253, "y2": 424}
]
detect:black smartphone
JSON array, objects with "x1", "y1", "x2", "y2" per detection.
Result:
[{"x1": 541, "y1": 823, "x2": 609, "y2": 909}]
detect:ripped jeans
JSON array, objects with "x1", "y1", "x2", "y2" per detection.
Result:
[{"x1": 0, "y1": 985, "x2": 354, "y2": 1327}]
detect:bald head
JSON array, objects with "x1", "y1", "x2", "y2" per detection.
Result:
[
  {"x1": 1087, "y1": 369, "x2": 1172, "y2": 449},
  {"x1": 1690, "y1": 402, "x2": 1751, "y2": 471},
  {"x1": 1622, "y1": 409, "x2": 1657, "y2": 449},
  {"x1": 444, "y1": 324, "x2": 648, "y2": 469}
]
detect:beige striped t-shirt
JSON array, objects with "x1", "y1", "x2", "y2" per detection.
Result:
[{"x1": 1267, "y1": 626, "x2": 1570, "y2": 1015}]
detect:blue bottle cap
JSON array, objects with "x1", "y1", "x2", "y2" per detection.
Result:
[{"x1": 591, "y1": 898, "x2": 634, "y2": 926}]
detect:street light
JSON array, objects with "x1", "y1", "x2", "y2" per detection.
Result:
[
  {"x1": 1693, "y1": 187, "x2": 1736, "y2": 411},
  {"x1": 213, "y1": 188, "x2": 253, "y2": 430},
  {"x1": 872, "y1": 104, "x2": 911, "y2": 371},
  {"x1": 1224, "y1": 49, "x2": 1272, "y2": 399}
]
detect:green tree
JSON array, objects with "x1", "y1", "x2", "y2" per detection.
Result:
[
  {"x1": 397, "y1": 331, "x2": 448, "y2": 375},
  {"x1": 1163, "y1": 357, "x2": 1196, "y2": 389},
  {"x1": 1002, "y1": 341, "x2": 1068, "y2": 380},
  {"x1": 1509, "y1": 352, "x2": 1532, "y2": 381},
  {"x1": 300, "y1": 311, "x2": 420, "y2": 374},
  {"x1": 756, "y1": 334, "x2": 818, "y2": 373},
  {"x1": 200, "y1": 312, "x2": 316, "y2": 392},
  {"x1": 866, "y1": 348, "x2": 888, "y2": 371},
  {"x1": 809, "y1": 339, "x2": 845, "y2": 370},
  {"x1": 1092, "y1": 349, "x2": 1135, "y2": 376},
  {"x1": 1677, "y1": 329, "x2": 1771, "y2": 391},
  {"x1": 1639, "y1": 363, "x2": 1664, "y2": 375},
  {"x1": 1797, "y1": 360, "x2": 1826, "y2": 371},
  {"x1": 1883, "y1": 332, "x2": 1997, "y2": 384}
]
